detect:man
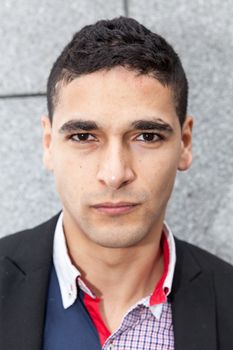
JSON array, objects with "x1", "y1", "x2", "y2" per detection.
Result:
[{"x1": 0, "y1": 16, "x2": 233, "y2": 350}]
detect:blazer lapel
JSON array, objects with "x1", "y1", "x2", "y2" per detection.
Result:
[
  {"x1": 171, "y1": 239, "x2": 217, "y2": 350},
  {"x1": 0, "y1": 214, "x2": 59, "y2": 350}
]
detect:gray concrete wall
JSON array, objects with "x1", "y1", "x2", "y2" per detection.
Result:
[{"x1": 1, "y1": 0, "x2": 233, "y2": 263}]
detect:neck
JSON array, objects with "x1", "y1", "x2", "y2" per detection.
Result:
[{"x1": 64, "y1": 218, "x2": 165, "y2": 304}]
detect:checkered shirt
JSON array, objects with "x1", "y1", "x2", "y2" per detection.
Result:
[{"x1": 102, "y1": 302, "x2": 174, "y2": 350}]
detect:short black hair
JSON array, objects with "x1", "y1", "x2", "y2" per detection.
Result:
[{"x1": 47, "y1": 16, "x2": 188, "y2": 125}]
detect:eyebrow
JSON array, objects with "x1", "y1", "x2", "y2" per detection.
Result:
[
  {"x1": 59, "y1": 120, "x2": 99, "y2": 133},
  {"x1": 131, "y1": 119, "x2": 173, "y2": 133}
]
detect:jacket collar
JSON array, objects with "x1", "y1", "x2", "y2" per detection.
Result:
[
  {"x1": 0, "y1": 214, "x2": 59, "y2": 350},
  {"x1": 171, "y1": 238, "x2": 217, "y2": 350}
]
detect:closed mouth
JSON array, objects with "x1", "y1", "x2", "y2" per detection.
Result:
[{"x1": 91, "y1": 202, "x2": 139, "y2": 215}]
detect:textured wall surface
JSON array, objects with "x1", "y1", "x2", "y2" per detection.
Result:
[{"x1": 0, "y1": 0, "x2": 233, "y2": 263}]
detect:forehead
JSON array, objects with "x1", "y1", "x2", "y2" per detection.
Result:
[{"x1": 53, "y1": 67, "x2": 178, "y2": 130}]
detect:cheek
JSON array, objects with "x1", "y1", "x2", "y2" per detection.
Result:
[
  {"x1": 53, "y1": 151, "x2": 97, "y2": 193},
  {"x1": 138, "y1": 152, "x2": 179, "y2": 194}
]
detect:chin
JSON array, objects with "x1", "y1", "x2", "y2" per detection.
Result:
[
  {"x1": 86, "y1": 227, "x2": 147, "y2": 249},
  {"x1": 93, "y1": 240, "x2": 140, "y2": 249}
]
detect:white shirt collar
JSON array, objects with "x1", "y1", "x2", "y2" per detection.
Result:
[
  {"x1": 53, "y1": 213, "x2": 79, "y2": 309},
  {"x1": 53, "y1": 212, "x2": 176, "y2": 318},
  {"x1": 162, "y1": 221, "x2": 176, "y2": 296}
]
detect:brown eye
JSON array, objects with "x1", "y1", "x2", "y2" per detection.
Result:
[
  {"x1": 71, "y1": 133, "x2": 95, "y2": 142},
  {"x1": 136, "y1": 133, "x2": 162, "y2": 142}
]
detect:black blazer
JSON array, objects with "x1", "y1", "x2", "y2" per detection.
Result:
[{"x1": 0, "y1": 214, "x2": 233, "y2": 350}]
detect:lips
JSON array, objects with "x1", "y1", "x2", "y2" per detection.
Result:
[{"x1": 91, "y1": 202, "x2": 139, "y2": 215}]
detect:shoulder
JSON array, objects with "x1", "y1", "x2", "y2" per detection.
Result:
[
  {"x1": 173, "y1": 238, "x2": 233, "y2": 346},
  {"x1": 175, "y1": 237, "x2": 233, "y2": 303},
  {"x1": 175, "y1": 237, "x2": 233, "y2": 274},
  {"x1": 0, "y1": 213, "x2": 60, "y2": 258}
]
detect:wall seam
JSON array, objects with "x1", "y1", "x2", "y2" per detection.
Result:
[
  {"x1": 0, "y1": 92, "x2": 46, "y2": 99},
  {"x1": 123, "y1": 0, "x2": 129, "y2": 17}
]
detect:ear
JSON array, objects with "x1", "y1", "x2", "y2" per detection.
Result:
[
  {"x1": 178, "y1": 116, "x2": 193, "y2": 171},
  {"x1": 41, "y1": 115, "x2": 54, "y2": 171}
]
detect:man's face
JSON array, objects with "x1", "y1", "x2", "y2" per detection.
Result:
[{"x1": 42, "y1": 67, "x2": 192, "y2": 248}]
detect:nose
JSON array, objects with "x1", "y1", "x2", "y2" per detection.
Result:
[{"x1": 97, "y1": 141, "x2": 136, "y2": 190}]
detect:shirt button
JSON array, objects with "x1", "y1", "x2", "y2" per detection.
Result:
[{"x1": 107, "y1": 346, "x2": 114, "y2": 350}]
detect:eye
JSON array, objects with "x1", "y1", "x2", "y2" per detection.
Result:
[
  {"x1": 135, "y1": 133, "x2": 164, "y2": 143},
  {"x1": 70, "y1": 133, "x2": 96, "y2": 142}
]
